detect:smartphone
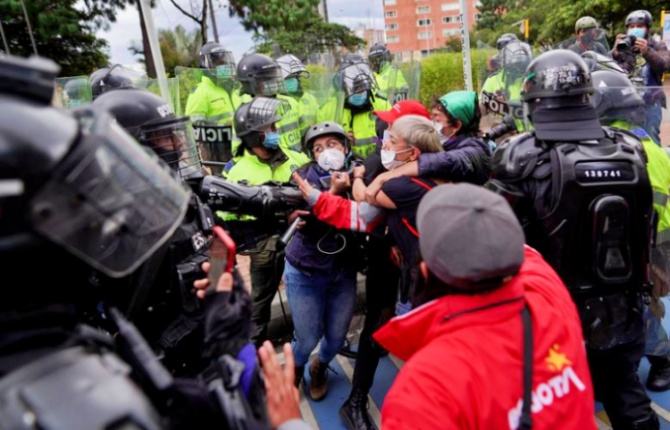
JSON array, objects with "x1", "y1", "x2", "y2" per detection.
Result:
[{"x1": 208, "y1": 225, "x2": 236, "y2": 294}]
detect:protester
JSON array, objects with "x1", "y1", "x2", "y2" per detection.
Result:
[{"x1": 375, "y1": 184, "x2": 596, "y2": 429}]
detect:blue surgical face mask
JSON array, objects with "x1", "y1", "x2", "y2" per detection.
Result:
[
  {"x1": 263, "y1": 131, "x2": 280, "y2": 148},
  {"x1": 348, "y1": 92, "x2": 368, "y2": 107},
  {"x1": 285, "y1": 77, "x2": 300, "y2": 93},
  {"x1": 216, "y1": 64, "x2": 234, "y2": 80},
  {"x1": 627, "y1": 27, "x2": 646, "y2": 39},
  {"x1": 68, "y1": 99, "x2": 86, "y2": 108}
]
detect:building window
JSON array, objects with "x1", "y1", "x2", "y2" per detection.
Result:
[
  {"x1": 443, "y1": 29, "x2": 459, "y2": 36},
  {"x1": 385, "y1": 23, "x2": 399, "y2": 30},
  {"x1": 441, "y1": 3, "x2": 459, "y2": 11},
  {"x1": 442, "y1": 15, "x2": 461, "y2": 23},
  {"x1": 384, "y1": 0, "x2": 396, "y2": 5},
  {"x1": 416, "y1": 6, "x2": 430, "y2": 13},
  {"x1": 474, "y1": 13, "x2": 482, "y2": 20},
  {"x1": 418, "y1": 31, "x2": 432, "y2": 39},
  {"x1": 385, "y1": 10, "x2": 397, "y2": 18},
  {"x1": 417, "y1": 18, "x2": 432, "y2": 26},
  {"x1": 388, "y1": 35, "x2": 400, "y2": 43}
]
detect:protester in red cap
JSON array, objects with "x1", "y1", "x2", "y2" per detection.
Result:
[
  {"x1": 374, "y1": 99, "x2": 431, "y2": 125},
  {"x1": 376, "y1": 183, "x2": 596, "y2": 430},
  {"x1": 364, "y1": 90, "x2": 490, "y2": 204}
]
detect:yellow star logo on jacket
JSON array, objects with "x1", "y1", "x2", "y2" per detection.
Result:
[{"x1": 545, "y1": 344, "x2": 572, "y2": 372}]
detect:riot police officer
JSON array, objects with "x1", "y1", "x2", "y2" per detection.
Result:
[
  {"x1": 489, "y1": 49, "x2": 658, "y2": 429},
  {"x1": 89, "y1": 64, "x2": 143, "y2": 99},
  {"x1": 0, "y1": 54, "x2": 215, "y2": 429},
  {"x1": 93, "y1": 88, "x2": 217, "y2": 376},
  {"x1": 236, "y1": 53, "x2": 304, "y2": 152},
  {"x1": 276, "y1": 54, "x2": 319, "y2": 134},
  {"x1": 367, "y1": 42, "x2": 408, "y2": 103}
]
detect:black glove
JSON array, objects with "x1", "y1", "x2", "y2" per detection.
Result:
[{"x1": 203, "y1": 268, "x2": 252, "y2": 358}]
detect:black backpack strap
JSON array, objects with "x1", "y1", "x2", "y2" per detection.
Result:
[{"x1": 519, "y1": 303, "x2": 533, "y2": 430}]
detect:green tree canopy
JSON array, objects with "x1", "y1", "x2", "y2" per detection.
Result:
[
  {"x1": 475, "y1": 0, "x2": 667, "y2": 48},
  {"x1": 1, "y1": 0, "x2": 135, "y2": 76}
]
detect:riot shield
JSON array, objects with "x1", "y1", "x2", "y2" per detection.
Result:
[
  {"x1": 174, "y1": 66, "x2": 241, "y2": 174},
  {"x1": 319, "y1": 62, "x2": 378, "y2": 125},
  {"x1": 473, "y1": 41, "x2": 499, "y2": 91},
  {"x1": 384, "y1": 61, "x2": 421, "y2": 104},
  {"x1": 480, "y1": 41, "x2": 533, "y2": 140},
  {"x1": 554, "y1": 29, "x2": 610, "y2": 55},
  {"x1": 144, "y1": 77, "x2": 181, "y2": 115},
  {"x1": 55, "y1": 76, "x2": 92, "y2": 109}
]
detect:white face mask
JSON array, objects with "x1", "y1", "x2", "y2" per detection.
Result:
[
  {"x1": 381, "y1": 148, "x2": 411, "y2": 171},
  {"x1": 317, "y1": 148, "x2": 346, "y2": 171},
  {"x1": 433, "y1": 121, "x2": 444, "y2": 135}
]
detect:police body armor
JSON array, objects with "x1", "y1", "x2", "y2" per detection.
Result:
[
  {"x1": 0, "y1": 346, "x2": 162, "y2": 430},
  {"x1": 494, "y1": 127, "x2": 653, "y2": 349}
]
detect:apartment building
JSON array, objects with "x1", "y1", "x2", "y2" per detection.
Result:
[{"x1": 383, "y1": 0, "x2": 481, "y2": 60}]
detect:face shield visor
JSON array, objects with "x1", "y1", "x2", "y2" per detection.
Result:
[
  {"x1": 241, "y1": 97, "x2": 288, "y2": 136},
  {"x1": 341, "y1": 63, "x2": 378, "y2": 97},
  {"x1": 30, "y1": 108, "x2": 191, "y2": 278},
  {"x1": 209, "y1": 49, "x2": 236, "y2": 79},
  {"x1": 141, "y1": 116, "x2": 203, "y2": 180}
]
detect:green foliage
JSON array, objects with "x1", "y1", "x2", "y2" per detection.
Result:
[
  {"x1": 475, "y1": 0, "x2": 667, "y2": 47},
  {"x1": 227, "y1": 0, "x2": 321, "y2": 33},
  {"x1": 131, "y1": 25, "x2": 202, "y2": 74},
  {"x1": 417, "y1": 50, "x2": 493, "y2": 107},
  {"x1": 0, "y1": 0, "x2": 119, "y2": 76},
  {"x1": 255, "y1": 21, "x2": 366, "y2": 62}
]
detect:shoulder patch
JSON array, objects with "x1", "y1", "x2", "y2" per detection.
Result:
[{"x1": 631, "y1": 127, "x2": 650, "y2": 139}]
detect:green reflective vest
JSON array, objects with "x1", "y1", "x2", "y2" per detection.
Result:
[
  {"x1": 276, "y1": 94, "x2": 304, "y2": 153},
  {"x1": 375, "y1": 64, "x2": 409, "y2": 102},
  {"x1": 317, "y1": 96, "x2": 391, "y2": 159},
  {"x1": 290, "y1": 91, "x2": 319, "y2": 135},
  {"x1": 611, "y1": 120, "x2": 670, "y2": 241},
  {"x1": 481, "y1": 71, "x2": 525, "y2": 132}
]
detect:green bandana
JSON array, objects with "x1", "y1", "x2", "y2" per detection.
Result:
[{"x1": 439, "y1": 91, "x2": 478, "y2": 128}]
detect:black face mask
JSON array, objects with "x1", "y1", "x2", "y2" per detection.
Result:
[{"x1": 581, "y1": 33, "x2": 595, "y2": 44}]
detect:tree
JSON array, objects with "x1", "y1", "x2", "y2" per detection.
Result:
[
  {"x1": 0, "y1": 0, "x2": 115, "y2": 76},
  {"x1": 130, "y1": 25, "x2": 201, "y2": 73},
  {"x1": 165, "y1": 0, "x2": 209, "y2": 44},
  {"x1": 254, "y1": 21, "x2": 365, "y2": 61},
  {"x1": 475, "y1": 0, "x2": 668, "y2": 48}
]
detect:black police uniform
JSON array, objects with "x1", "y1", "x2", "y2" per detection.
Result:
[{"x1": 489, "y1": 50, "x2": 659, "y2": 430}]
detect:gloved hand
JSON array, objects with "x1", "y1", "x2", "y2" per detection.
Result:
[{"x1": 193, "y1": 263, "x2": 252, "y2": 358}]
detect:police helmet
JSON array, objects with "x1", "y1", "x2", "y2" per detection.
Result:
[
  {"x1": 199, "y1": 42, "x2": 236, "y2": 78},
  {"x1": 590, "y1": 70, "x2": 645, "y2": 124},
  {"x1": 368, "y1": 43, "x2": 392, "y2": 73},
  {"x1": 342, "y1": 52, "x2": 365, "y2": 66},
  {"x1": 626, "y1": 10, "x2": 652, "y2": 28},
  {"x1": 500, "y1": 41, "x2": 533, "y2": 78},
  {"x1": 496, "y1": 33, "x2": 518, "y2": 51},
  {"x1": 303, "y1": 121, "x2": 349, "y2": 156},
  {"x1": 522, "y1": 49, "x2": 592, "y2": 105},
  {"x1": 336, "y1": 62, "x2": 378, "y2": 97},
  {"x1": 89, "y1": 65, "x2": 144, "y2": 100},
  {"x1": 237, "y1": 54, "x2": 286, "y2": 96},
  {"x1": 233, "y1": 97, "x2": 288, "y2": 148},
  {"x1": 575, "y1": 16, "x2": 598, "y2": 32},
  {"x1": 0, "y1": 54, "x2": 190, "y2": 279},
  {"x1": 276, "y1": 54, "x2": 309, "y2": 79},
  {"x1": 93, "y1": 89, "x2": 203, "y2": 180},
  {"x1": 581, "y1": 51, "x2": 626, "y2": 74}
]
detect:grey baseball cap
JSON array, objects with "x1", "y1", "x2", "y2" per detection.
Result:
[{"x1": 417, "y1": 183, "x2": 525, "y2": 290}]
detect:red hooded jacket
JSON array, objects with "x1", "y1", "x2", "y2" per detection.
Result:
[{"x1": 374, "y1": 247, "x2": 596, "y2": 430}]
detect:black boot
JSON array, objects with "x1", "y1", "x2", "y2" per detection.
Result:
[
  {"x1": 339, "y1": 387, "x2": 378, "y2": 430},
  {"x1": 295, "y1": 365, "x2": 305, "y2": 388},
  {"x1": 308, "y1": 358, "x2": 329, "y2": 401},
  {"x1": 647, "y1": 355, "x2": 670, "y2": 391}
]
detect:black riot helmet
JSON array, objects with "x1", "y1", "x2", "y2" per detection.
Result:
[
  {"x1": 500, "y1": 41, "x2": 533, "y2": 79},
  {"x1": 199, "y1": 41, "x2": 236, "y2": 77},
  {"x1": 0, "y1": 54, "x2": 190, "y2": 281},
  {"x1": 303, "y1": 121, "x2": 350, "y2": 157},
  {"x1": 233, "y1": 97, "x2": 289, "y2": 150},
  {"x1": 590, "y1": 70, "x2": 645, "y2": 126},
  {"x1": 581, "y1": 51, "x2": 626, "y2": 74},
  {"x1": 336, "y1": 62, "x2": 378, "y2": 100},
  {"x1": 368, "y1": 43, "x2": 392, "y2": 73},
  {"x1": 342, "y1": 52, "x2": 365, "y2": 66},
  {"x1": 522, "y1": 49, "x2": 603, "y2": 141},
  {"x1": 626, "y1": 10, "x2": 652, "y2": 28},
  {"x1": 89, "y1": 64, "x2": 146, "y2": 100},
  {"x1": 236, "y1": 53, "x2": 286, "y2": 97},
  {"x1": 496, "y1": 33, "x2": 519, "y2": 51},
  {"x1": 93, "y1": 89, "x2": 204, "y2": 181}
]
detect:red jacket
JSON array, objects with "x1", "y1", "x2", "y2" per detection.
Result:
[{"x1": 374, "y1": 247, "x2": 596, "y2": 430}]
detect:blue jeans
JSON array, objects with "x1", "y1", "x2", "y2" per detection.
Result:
[
  {"x1": 644, "y1": 104, "x2": 662, "y2": 146},
  {"x1": 284, "y1": 260, "x2": 357, "y2": 366}
]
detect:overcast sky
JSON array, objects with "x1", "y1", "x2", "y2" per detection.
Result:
[{"x1": 99, "y1": 0, "x2": 384, "y2": 70}]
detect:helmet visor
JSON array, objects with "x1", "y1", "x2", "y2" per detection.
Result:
[
  {"x1": 30, "y1": 108, "x2": 190, "y2": 278},
  {"x1": 341, "y1": 63, "x2": 378, "y2": 96},
  {"x1": 241, "y1": 97, "x2": 289, "y2": 135},
  {"x1": 142, "y1": 117, "x2": 203, "y2": 180},
  {"x1": 209, "y1": 49, "x2": 236, "y2": 67}
]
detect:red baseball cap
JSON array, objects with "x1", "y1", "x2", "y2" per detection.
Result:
[{"x1": 374, "y1": 100, "x2": 431, "y2": 123}]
